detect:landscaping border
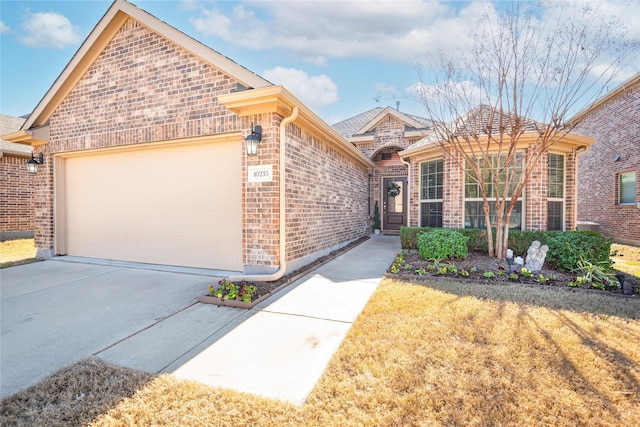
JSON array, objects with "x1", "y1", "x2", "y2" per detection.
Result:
[{"x1": 198, "y1": 237, "x2": 370, "y2": 309}]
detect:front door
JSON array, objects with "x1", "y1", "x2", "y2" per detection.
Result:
[{"x1": 383, "y1": 177, "x2": 407, "y2": 231}]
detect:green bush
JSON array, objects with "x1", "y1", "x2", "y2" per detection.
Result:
[
  {"x1": 457, "y1": 228, "x2": 487, "y2": 252},
  {"x1": 400, "y1": 226, "x2": 430, "y2": 249},
  {"x1": 546, "y1": 230, "x2": 612, "y2": 272},
  {"x1": 418, "y1": 228, "x2": 469, "y2": 261},
  {"x1": 508, "y1": 230, "x2": 548, "y2": 257}
]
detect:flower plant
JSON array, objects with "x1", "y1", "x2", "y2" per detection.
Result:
[{"x1": 208, "y1": 279, "x2": 257, "y2": 303}]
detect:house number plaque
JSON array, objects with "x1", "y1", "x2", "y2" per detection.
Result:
[{"x1": 248, "y1": 165, "x2": 273, "y2": 182}]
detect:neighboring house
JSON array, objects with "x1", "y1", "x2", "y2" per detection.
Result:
[
  {"x1": 0, "y1": 114, "x2": 33, "y2": 239},
  {"x1": 337, "y1": 105, "x2": 594, "y2": 233},
  {"x1": 2, "y1": 0, "x2": 374, "y2": 276},
  {"x1": 572, "y1": 73, "x2": 640, "y2": 245}
]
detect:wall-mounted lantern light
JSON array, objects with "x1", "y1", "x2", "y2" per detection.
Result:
[
  {"x1": 245, "y1": 124, "x2": 262, "y2": 157},
  {"x1": 26, "y1": 152, "x2": 44, "y2": 174}
]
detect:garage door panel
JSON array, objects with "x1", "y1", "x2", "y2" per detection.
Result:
[{"x1": 63, "y1": 141, "x2": 242, "y2": 271}]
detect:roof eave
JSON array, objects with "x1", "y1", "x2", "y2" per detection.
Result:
[
  {"x1": 570, "y1": 72, "x2": 640, "y2": 124},
  {"x1": 399, "y1": 131, "x2": 596, "y2": 159},
  {"x1": 219, "y1": 86, "x2": 376, "y2": 169},
  {"x1": 23, "y1": 0, "x2": 271, "y2": 130}
]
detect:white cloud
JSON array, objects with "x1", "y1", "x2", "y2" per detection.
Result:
[
  {"x1": 188, "y1": 1, "x2": 638, "y2": 72},
  {"x1": 180, "y1": 0, "x2": 202, "y2": 12},
  {"x1": 375, "y1": 82, "x2": 397, "y2": 94},
  {"x1": 0, "y1": 21, "x2": 9, "y2": 33},
  {"x1": 19, "y1": 11, "x2": 81, "y2": 49},
  {"x1": 188, "y1": 0, "x2": 480, "y2": 65},
  {"x1": 263, "y1": 67, "x2": 339, "y2": 108},
  {"x1": 407, "y1": 80, "x2": 487, "y2": 110}
]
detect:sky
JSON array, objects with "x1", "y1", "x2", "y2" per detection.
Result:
[{"x1": 1, "y1": 0, "x2": 638, "y2": 126}]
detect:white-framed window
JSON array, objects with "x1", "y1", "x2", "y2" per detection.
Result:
[
  {"x1": 464, "y1": 153, "x2": 523, "y2": 230},
  {"x1": 619, "y1": 171, "x2": 637, "y2": 205},
  {"x1": 547, "y1": 153, "x2": 565, "y2": 231},
  {"x1": 420, "y1": 159, "x2": 443, "y2": 227}
]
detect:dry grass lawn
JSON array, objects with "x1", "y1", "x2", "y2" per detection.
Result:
[
  {"x1": 0, "y1": 238, "x2": 37, "y2": 268},
  {"x1": 2, "y1": 278, "x2": 639, "y2": 426},
  {"x1": 612, "y1": 243, "x2": 640, "y2": 278}
]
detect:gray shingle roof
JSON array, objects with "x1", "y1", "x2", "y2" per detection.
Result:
[
  {"x1": 0, "y1": 114, "x2": 31, "y2": 157},
  {"x1": 331, "y1": 107, "x2": 384, "y2": 139},
  {"x1": 405, "y1": 105, "x2": 542, "y2": 151},
  {"x1": 331, "y1": 107, "x2": 431, "y2": 139}
]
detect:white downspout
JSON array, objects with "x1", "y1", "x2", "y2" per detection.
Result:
[
  {"x1": 229, "y1": 106, "x2": 299, "y2": 282},
  {"x1": 573, "y1": 145, "x2": 590, "y2": 231},
  {"x1": 400, "y1": 156, "x2": 411, "y2": 227}
]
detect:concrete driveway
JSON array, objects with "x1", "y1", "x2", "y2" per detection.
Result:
[
  {"x1": 0, "y1": 260, "x2": 231, "y2": 398},
  {"x1": 1, "y1": 236, "x2": 400, "y2": 404}
]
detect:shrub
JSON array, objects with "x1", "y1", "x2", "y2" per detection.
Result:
[
  {"x1": 457, "y1": 228, "x2": 487, "y2": 252},
  {"x1": 508, "y1": 231, "x2": 547, "y2": 257},
  {"x1": 546, "y1": 231, "x2": 612, "y2": 272},
  {"x1": 418, "y1": 228, "x2": 469, "y2": 261},
  {"x1": 400, "y1": 226, "x2": 430, "y2": 249}
]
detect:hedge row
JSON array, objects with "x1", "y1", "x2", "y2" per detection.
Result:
[{"x1": 399, "y1": 226, "x2": 612, "y2": 272}]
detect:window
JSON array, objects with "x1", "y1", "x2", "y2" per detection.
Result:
[
  {"x1": 464, "y1": 154, "x2": 523, "y2": 229},
  {"x1": 547, "y1": 153, "x2": 565, "y2": 231},
  {"x1": 619, "y1": 171, "x2": 636, "y2": 205},
  {"x1": 420, "y1": 159, "x2": 443, "y2": 227}
]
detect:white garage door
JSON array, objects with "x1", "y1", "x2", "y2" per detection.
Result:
[{"x1": 62, "y1": 140, "x2": 242, "y2": 271}]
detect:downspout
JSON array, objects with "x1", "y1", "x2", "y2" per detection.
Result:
[
  {"x1": 401, "y1": 156, "x2": 411, "y2": 227},
  {"x1": 229, "y1": 106, "x2": 299, "y2": 282},
  {"x1": 573, "y1": 145, "x2": 590, "y2": 231}
]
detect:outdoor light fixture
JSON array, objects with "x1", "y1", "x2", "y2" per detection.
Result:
[
  {"x1": 244, "y1": 123, "x2": 262, "y2": 157},
  {"x1": 26, "y1": 152, "x2": 44, "y2": 174}
]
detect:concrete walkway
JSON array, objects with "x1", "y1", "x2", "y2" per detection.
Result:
[
  {"x1": 1, "y1": 235, "x2": 399, "y2": 405},
  {"x1": 100, "y1": 235, "x2": 400, "y2": 405}
]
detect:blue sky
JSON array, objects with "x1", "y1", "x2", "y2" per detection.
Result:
[{"x1": 1, "y1": 0, "x2": 638, "y2": 125}]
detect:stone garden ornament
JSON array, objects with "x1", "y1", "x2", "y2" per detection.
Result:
[{"x1": 525, "y1": 240, "x2": 549, "y2": 272}]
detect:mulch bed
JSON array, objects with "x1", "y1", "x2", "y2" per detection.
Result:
[
  {"x1": 226, "y1": 237, "x2": 370, "y2": 301},
  {"x1": 389, "y1": 250, "x2": 640, "y2": 296}
]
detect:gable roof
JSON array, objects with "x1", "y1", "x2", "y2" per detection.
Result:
[
  {"x1": 570, "y1": 72, "x2": 640, "y2": 123},
  {"x1": 331, "y1": 107, "x2": 431, "y2": 142},
  {"x1": 332, "y1": 108, "x2": 384, "y2": 139},
  {"x1": 21, "y1": 0, "x2": 271, "y2": 131},
  {"x1": 0, "y1": 115, "x2": 30, "y2": 157},
  {"x1": 401, "y1": 105, "x2": 592, "y2": 157}
]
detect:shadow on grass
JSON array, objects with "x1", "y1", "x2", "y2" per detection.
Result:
[
  {"x1": 0, "y1": 358, "x2": 155, "y2": 427},
  {"x1": 408, "y1": 276, "x2": 640, "y2": 319}
]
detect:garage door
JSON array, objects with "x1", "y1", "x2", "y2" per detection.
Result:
[{"x1": 62, "y1": 140, "x2": 242, "y2": 271}]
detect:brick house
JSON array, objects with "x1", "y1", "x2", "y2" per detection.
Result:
[
  {"x1": 572, "y1": 73, "x2": 640, "y2": 245},
  {"x1": 336, "y1": 105, "x2": 594, "y2": 233},
  {"x1": 332, "y1": 107, "x2": 430, "y2": 232},
  {"x1": 0, "y1": 114, "x2": 34, "y2": 239},
  {"x1": 3, "y1": 0, "x2": 374, "y2": 278}
]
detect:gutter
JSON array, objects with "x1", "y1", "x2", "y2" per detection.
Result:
[
  {"x1": 573, "y1": 144, "x2": 590, "y2": 231},
  {"x1": 229, "y1": 106, "x2": 300, "y2": 282},
  {"x1": 400, "y1": 156, "x2": 412, "y2": 227}
]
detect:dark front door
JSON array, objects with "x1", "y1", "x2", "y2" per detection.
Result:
[{"x1": 383, "y1": 177, "x2": 407, "y2": 231}]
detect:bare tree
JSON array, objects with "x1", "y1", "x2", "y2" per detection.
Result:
[{"x1": 416, "y1": 2, "x2": 637, "y2": 258}]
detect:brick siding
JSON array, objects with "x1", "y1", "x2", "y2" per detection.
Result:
[
  {"x1": 574, "y1": 79, "x2": 640, "y2": 244},
  {"x1": 31, "y1": 16, "x2": 371, "y2": 271},
  {"x1": 284, "y1": 122, "x2": 369, "y2": 263},
  {"x1": 0, "y1": 154, "x2": 34, "y2": 235},
  {"x1": 34, "y1": 18, "x2": 241, "y2": 256},
  {"x1": 525, "y1": 151, "x2": 548, "y2": 231},
  {"x1": 360, "y1": 116, "x2": 417, "y2": 224}
]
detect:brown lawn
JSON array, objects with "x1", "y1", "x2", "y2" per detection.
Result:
[
  {"x1": 0, "y1": 238, "x2": 37, "y2": 268},
  {"x1": 2, "y1": 276, "x2": 639, "y2": 426}
]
